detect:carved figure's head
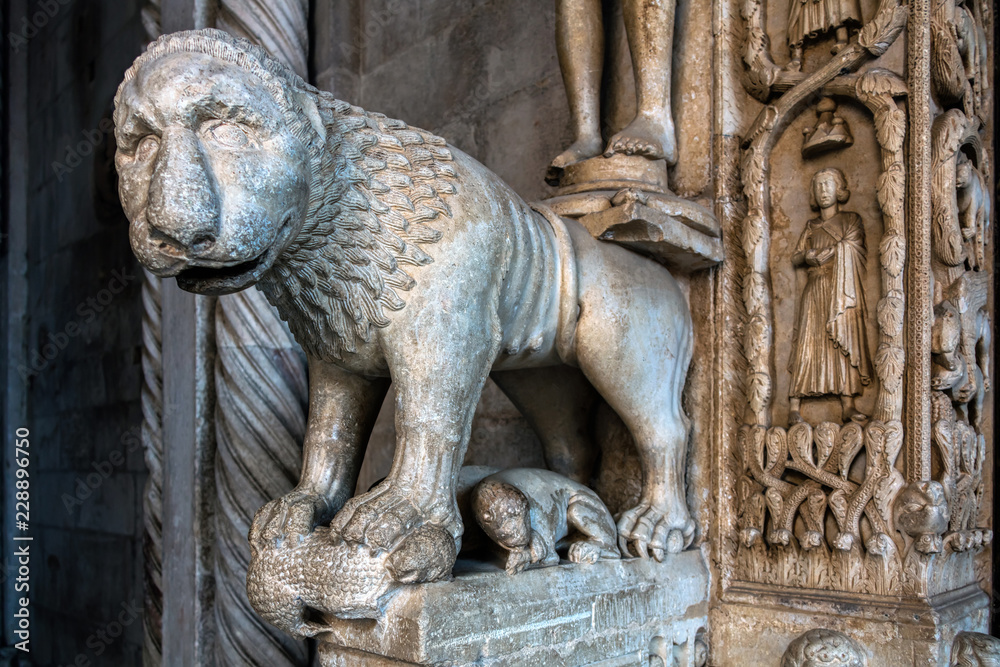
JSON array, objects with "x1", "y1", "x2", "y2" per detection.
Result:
[
  {"x1": 114, "y1": 30, "x2": 323, "y2": 295},
  {"x1": 780, "y1": 628, "x2": 867, "y2": 667},
  {"x1": 950, "y1": 631, "x2": 1000, "y2": 667},
  {"x1": 932, "y1": 300, "x2": 962, "y2": 359},
  {"x1": 472, "y1": 480, "x2": 531, "y2": 549},
  {"x1": 809, "y1": 167, "x2": 850, "y2": 211},
  {"x1": 893, "y1": 480, "x2": 950, "y2": 540},
  {"x1": 955, "y1": 152, "x2": 974, "y2": 189}
]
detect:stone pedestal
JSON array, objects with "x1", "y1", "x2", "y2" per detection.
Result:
[
  {"x1": 317, "y1": 552, "x2": 709, "y2": 666},
  {"x1": 711, "y1": 582, "x2": 989, "y2": 665}
]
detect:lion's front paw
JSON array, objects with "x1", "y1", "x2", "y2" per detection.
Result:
[
  {"x1": 250, "y1": 490, "x2": 328, "y2": 548},
  {"x1": 331, "y1": 483, "x2": 460, "y2": 555},
  {"x1": 504, "y1": 546, "x2": 532, "y2": 575},
  {"x1": 617, "y1": 503, "x2": 695, "y2": 561}
]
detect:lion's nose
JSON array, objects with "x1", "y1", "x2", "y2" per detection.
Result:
[{"x1": 146, "y1": 127, "x2": 220, "y2": 254}]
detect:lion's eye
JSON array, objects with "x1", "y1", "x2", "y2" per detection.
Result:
[
  {"x1": 135, "y1": 135, "x2": 160, "y2": 161},
  {"x1": 208, "y1": 122, "x2": 251, "y2": 148}
]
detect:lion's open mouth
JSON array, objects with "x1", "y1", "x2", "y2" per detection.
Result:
[
  {"x1": 175, "y1": 249, "x2": 268, "y2": 294},
  {"x1": 172, "y1": 211, "x2": 296, "y2": 295},
  {"x1": 177, "y1": 251, "x2": 266, "y2": 283}
]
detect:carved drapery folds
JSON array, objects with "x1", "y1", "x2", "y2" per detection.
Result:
[{"x1": 730, "y1": 0, "x2": 992, "y2": 596}]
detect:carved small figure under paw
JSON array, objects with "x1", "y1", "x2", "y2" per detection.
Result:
[
  {"x1": 247, "y1": 511, "x2": 454, "y2": 636},
  {"x1": 951, "y1": 631, "x2": 1000, "y2": 666},
  {"x1": 781, "y1": 628, "x2": 866, "y2": 667},
  {"x1": 471, "y1": 468, "x2": 620, "y2": 575}
]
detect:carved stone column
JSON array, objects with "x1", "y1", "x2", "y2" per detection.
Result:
[{"x1": 711, "y1": 0, "x2": 993, "y2": 663}]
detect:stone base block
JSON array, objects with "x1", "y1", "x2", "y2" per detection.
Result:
[
  {"x1": 710, "y1": 582, "x2": 989, "y2": 666},
  {"x1": 317, "y1": 552, "x2": 709, "y2": 666}
]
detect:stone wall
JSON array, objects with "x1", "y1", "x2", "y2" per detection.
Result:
[{"x1": 9, "y1": 1, "x2": 147, "y2": 663}]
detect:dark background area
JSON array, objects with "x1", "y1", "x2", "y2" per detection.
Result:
[{"x1": 2, "y1": 1, "x2": 148, "y2": 664}]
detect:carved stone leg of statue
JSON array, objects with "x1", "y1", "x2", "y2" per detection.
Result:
[
  {"x1": 788, "y1": 43, "x2": 804, "y2": 72},
  {"x1": 254, "y1": 360, "x2": 389, "y2": 539},
  {"x1": 491, "y1": 366, "x2": 600, "y2": 484},
  {"x1": 832, "y1": 25, "x2": 850, "y2": 54},
  {"x1": 841, "y1": 395, "x2": 862, "y2": 422},
  {"x1": 605, "y1": 0, "x2": 678, "y2": 164},
  {"x1": 548, "y1": 0, "x2": 606, "y2": 179},
  {"x1": 331, "y1": 274, "x2": 506, "y2": 552},
  {"x1": 788, "y1": 397, "x2": 803, "y2": 423},
  {"x1": 570, "y1": 227, "x2": 695, "y2": 556}
]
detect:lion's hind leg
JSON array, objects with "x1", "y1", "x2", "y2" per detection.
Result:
[
  {"x1": 565, "y1": 493, "x2": 621, "y2": 564},
  {"x1": 492, "y1": 366, "x2": 600, "y2": 484},
  {"x1": 571, "y1": 240, "x2": 695, "y2": 561}
]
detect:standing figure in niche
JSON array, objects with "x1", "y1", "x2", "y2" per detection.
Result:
[
  {"x1": 786, "y1": 0, "x2": 864, "y2": 71},
  {"x1": 548, "y1": 0, "x2": 677, "y2": 179},
  {"x1": 788, "y1": 168, "x2": 871, "y2": 424}
]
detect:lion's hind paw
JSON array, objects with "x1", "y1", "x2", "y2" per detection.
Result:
[{"x1": 617, "y1": 504, "x2": 694, "y2": 562}]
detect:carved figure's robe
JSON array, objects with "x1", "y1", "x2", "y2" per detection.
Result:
[
  {"x1": 789, "y1": 211, "x2": 871, "y2": 397},
  {"x1": 788, "y1": 0, "x2": 863, "y2": 46}
]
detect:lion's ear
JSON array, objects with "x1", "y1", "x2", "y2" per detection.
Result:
[{"x1": 295, "y1": 90, "x2": 326, "y2": 144}]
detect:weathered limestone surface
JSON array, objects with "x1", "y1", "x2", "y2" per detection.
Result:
[
  {"x1": 105, "y1": 0, "x2": 994, "y2": 664},
  {"x1": 714, "y1": 582, "x2": 987, "y2": 665},
  {"x1": 318, "y1": 554, "x2": 708, "y2": 666}
]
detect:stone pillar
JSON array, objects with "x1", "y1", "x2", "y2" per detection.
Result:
[{"x1": 710, "y1": 0, "x2": 994, "y2": 663}]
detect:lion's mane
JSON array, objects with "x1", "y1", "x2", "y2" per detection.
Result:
[
  {"x1": 260, "y1": 93, "x2": 459, "y2": 361},
  {"x1": 118, "y1": 30, "x2": 459, "y2": 361}
]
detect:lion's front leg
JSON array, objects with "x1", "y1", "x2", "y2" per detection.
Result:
[
  {"x1": 331, "y1": 319, "x2": 501, "y2": 576},
  {"x1": 252, "y1": 359, "x2": 389, "y2": 544}
]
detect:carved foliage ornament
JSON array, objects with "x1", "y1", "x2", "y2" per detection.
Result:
[
  {"x1": 729, "y1": 0, "x2": 978, "y2": 596},
  {"x1": 733, "y1": 0, "x2": 992, "y2": 596}
]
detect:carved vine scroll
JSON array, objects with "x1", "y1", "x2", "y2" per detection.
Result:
[
  {"x1": 734, "y1": 0, "x2": 992, "y2": 595},
  {"x1": 732, "y1": 1, "x2": 917, "y2": 593}
]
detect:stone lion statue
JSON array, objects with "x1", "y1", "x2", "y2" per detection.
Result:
[{"x1": 115, "y1": 29, "x2": 694, "y2": 604}]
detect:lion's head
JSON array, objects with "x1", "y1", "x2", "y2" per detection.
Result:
[
  {"x1": 115, "y1": 30, "x2": 458, "y2": 359},
  {"x1": 115, "y1": 29, "x2": 324, "y2": 295}
]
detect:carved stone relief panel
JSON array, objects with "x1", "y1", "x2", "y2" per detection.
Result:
[
  {"x1": 729, "y1": 0, "x2": 993, "y2": 604},
  {"x1": 769, "y1": 105, "x2": 883, "y2": 427}
]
